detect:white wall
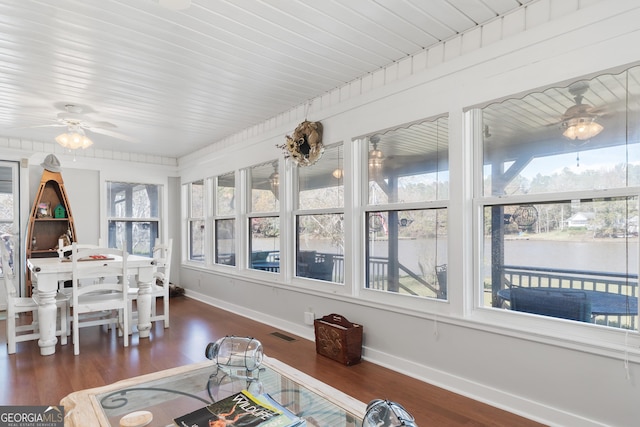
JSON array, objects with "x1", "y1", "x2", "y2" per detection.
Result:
[{"x1": 176, "y1": 2, "x2": 640, "y2": 426}]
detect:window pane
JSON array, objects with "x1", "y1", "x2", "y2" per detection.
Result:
[
  {"x1": 191, "y1": 180, "x2": 205, "y2": 217},
  {"x1": 251, "y1": 163, "x2": 279, "y2": 213},
  {"x1": 249, "y1": 217, "x2": 279, "y2": 272},
  {"x1": 0, "y1": 192, "x2": 13, "y2": 237},
  {"x1": 366, "y1": 209, "x2": 448, "y2": 299},
  {"x1": 215, "y1": 219, "x2": 235, "y2": 266},
  {"x1": 368, "y1": 118, "x2": 449, "y2": 205},
  {"x1": 482, "y1": 198, "x2": 638, "y2": 328},
  {"x1": 189, "y1": 220, "x2": 205, "y2": 262},
  {"x1": 107, "y1": 181, "x2": 160, "y2": 255},
  {"x1": 299, "y1": 144, "x2": 344, "y2": 210},
  {"x1": 482, "y1": 67, "x2": 640, "y2": 197},
  {"x1": 217, "y1": 173, "x2": 235, "y2": 216},
  {"x1": 107, "y1": 182, "x2": 159, "y2": 218},
  {"x1": 296, "y1": 214, "x2": 344, "y2": 282},
  {"x1": 0, "y1": 163, "x2": 17, "y2": 276},
  {"x1": 108, "y1": 221, "x2": 158, "y2": 256}
]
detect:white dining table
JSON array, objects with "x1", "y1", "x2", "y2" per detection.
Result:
[{"x1": 27, "y1": 254, "x2": 156, "y2": 356}]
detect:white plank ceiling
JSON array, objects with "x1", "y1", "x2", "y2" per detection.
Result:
[{"x1": 0, "y1": 0, "x2": 535, "y2": 159}]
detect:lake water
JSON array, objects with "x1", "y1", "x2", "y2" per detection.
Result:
[
  {"x1": 370, "y1": 237, "x2": 638, "y2": 275},
  {"x1": 500, "y1": 238, "x2": 637, "y2": 273}
]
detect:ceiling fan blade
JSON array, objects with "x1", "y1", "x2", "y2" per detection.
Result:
[
  {"x1": 18, "y1": 102, "x2": 132, "y2": 144},
  {"x1": 17, "y1": 123, "x2": 67, "y2": 129},
  {"x1": 76, "y1": 120, "x2": 113, "y2": 130},
  {"x1": 87, "y1": 120, "x2": 117, "y2": 129},
  {"x1": 52, "y1": 102, "x2": 96, "y2": 114},
  {"x1": 88, "y1": 127, "x2": 139, "y2": 143}
]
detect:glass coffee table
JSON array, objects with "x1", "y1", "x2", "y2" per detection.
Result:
[{"x1": 61, "y1": 356, "x2": 365, "y2": 426}]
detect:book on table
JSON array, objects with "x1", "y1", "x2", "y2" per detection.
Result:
[{"x1": 173, "y1": 389, "x2": 305, "y2": 427}]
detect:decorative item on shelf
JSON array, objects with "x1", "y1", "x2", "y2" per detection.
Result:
[
  {"x1": 53, "y1": 203, "x2": 66, "y2": 218},
  {"x1": 36, "y1": 202, "x2": 51, "y2": 218},
  {"x1": 40, "y1": 154, "x2": 62, "y2": 173},
  {"x1": 278, "y1": 120, "x2": 324, "y2": 166},
  {"x1": 205, "y1": 336, "x2": 264, "y2": 378},
  {"x1": 363, "y1": 399, "x2": 418, "y2": 427}
]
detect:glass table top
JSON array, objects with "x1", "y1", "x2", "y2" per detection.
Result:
[{"x1": 94, "y1": 360, "x2": 363, "y2": 427}]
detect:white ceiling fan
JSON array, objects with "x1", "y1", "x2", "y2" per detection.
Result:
[
  {"x1": 559, "y1": 82, "x2": 605, "y2": 142},
  {"x1": 29, "y1": 104, "x2": 137, "y2": 144},
  {"x1": 560, "y1": 82, "x2": 604, "y2": 123}
]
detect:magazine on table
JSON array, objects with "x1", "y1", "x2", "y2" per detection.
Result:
[
  {"x1": 254, "y1": 393, "x2": 306, "y2": 427},
  {"x1": 173, "y1": 389, "x2": 304, "y2": 427}
]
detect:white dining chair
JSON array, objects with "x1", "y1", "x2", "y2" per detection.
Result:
[
  {"x1": 128, "y1": 238, "x2": 172, "y2": 333},
  {"x1": 2, "y1": 236, "x2": 68, "y2": 354},
  {"x1": 57, "y1": 239, "x2": 105, "y2": 337},
  {"x1": 57, "y1": 238, "x2": 104, "y2": 259},
  {"x1": 57, "y1": 239, "x2": 102, "y2": 294},
  {"x1": 70, "y1": 243, "x2": 129, "y2": 355}
]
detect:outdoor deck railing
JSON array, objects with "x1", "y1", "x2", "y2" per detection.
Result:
[
  {"x1": 367, "y1": 256, "x2": 441, "y2": 296},
  {"x1": 239, "y1": 251, "x2": 347, "y2": 282},
  {"x1": 242, "y1": 252, "x2": 438, "y2": 294},
  {"x1": 219, "y1": 255, "x2": 637, "y2": 326}
]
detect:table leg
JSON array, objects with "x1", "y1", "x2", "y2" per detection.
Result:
[
  {"x1": 135, "y1": 268, "x2": 154, "y2": 338},
  {"x1": 35, "y1": 289, "x2": 58, "y2": 356}
]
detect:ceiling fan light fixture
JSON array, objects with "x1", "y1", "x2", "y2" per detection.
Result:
[
  {"x1": 269, "y1": 163, "x2": 279, "y2": 199},
  {"x1": 368, "y1": 149, "x2": 383, "y2": 169},
  {"x1": 368, "y1": 137, "x2": 384, "y2": 179},
  {"x1": 560, "y1": 82, "x2": 604, "y2": 141},
  {"x1": 562, "y1": 117, "x2": 603, "y2": 141},
  {"x1": 55, "y1": 128, "x2": 93, "y2": 150}
]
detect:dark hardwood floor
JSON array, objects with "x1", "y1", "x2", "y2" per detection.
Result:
[{"x1": 0, "y1": 296, "x2": 544, "y2": 426}]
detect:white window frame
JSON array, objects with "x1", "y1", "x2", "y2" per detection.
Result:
[
  {"x1": 106, "y1": 181, "x2": 162, "y2": 257},
  {"x1": 245, "y1": 161, "x2": 281, "y2": 275},
  {"x1": 213, "y1": 172, "x2": 237, "y2": 267},
  {"x1": 468, "y1": 66, "x2": 640, "y2": 354},
  {"x1": 185, "y1": 179, "x2": 206, "y2": 263},
  {"x1": 359, "y1": 116, "x2": 450, "y2": 309},
  {"x1": 293, "y1": 142, "x2": 345, "y2": 284}
]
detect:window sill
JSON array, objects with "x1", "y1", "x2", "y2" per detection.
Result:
[{"x1": 466, "y1": 306, "x2": 640, "y2": 363}]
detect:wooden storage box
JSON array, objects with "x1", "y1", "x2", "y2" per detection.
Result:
[{"x1": 314, "y1": 313, "x2": 363, "y2": 365}]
